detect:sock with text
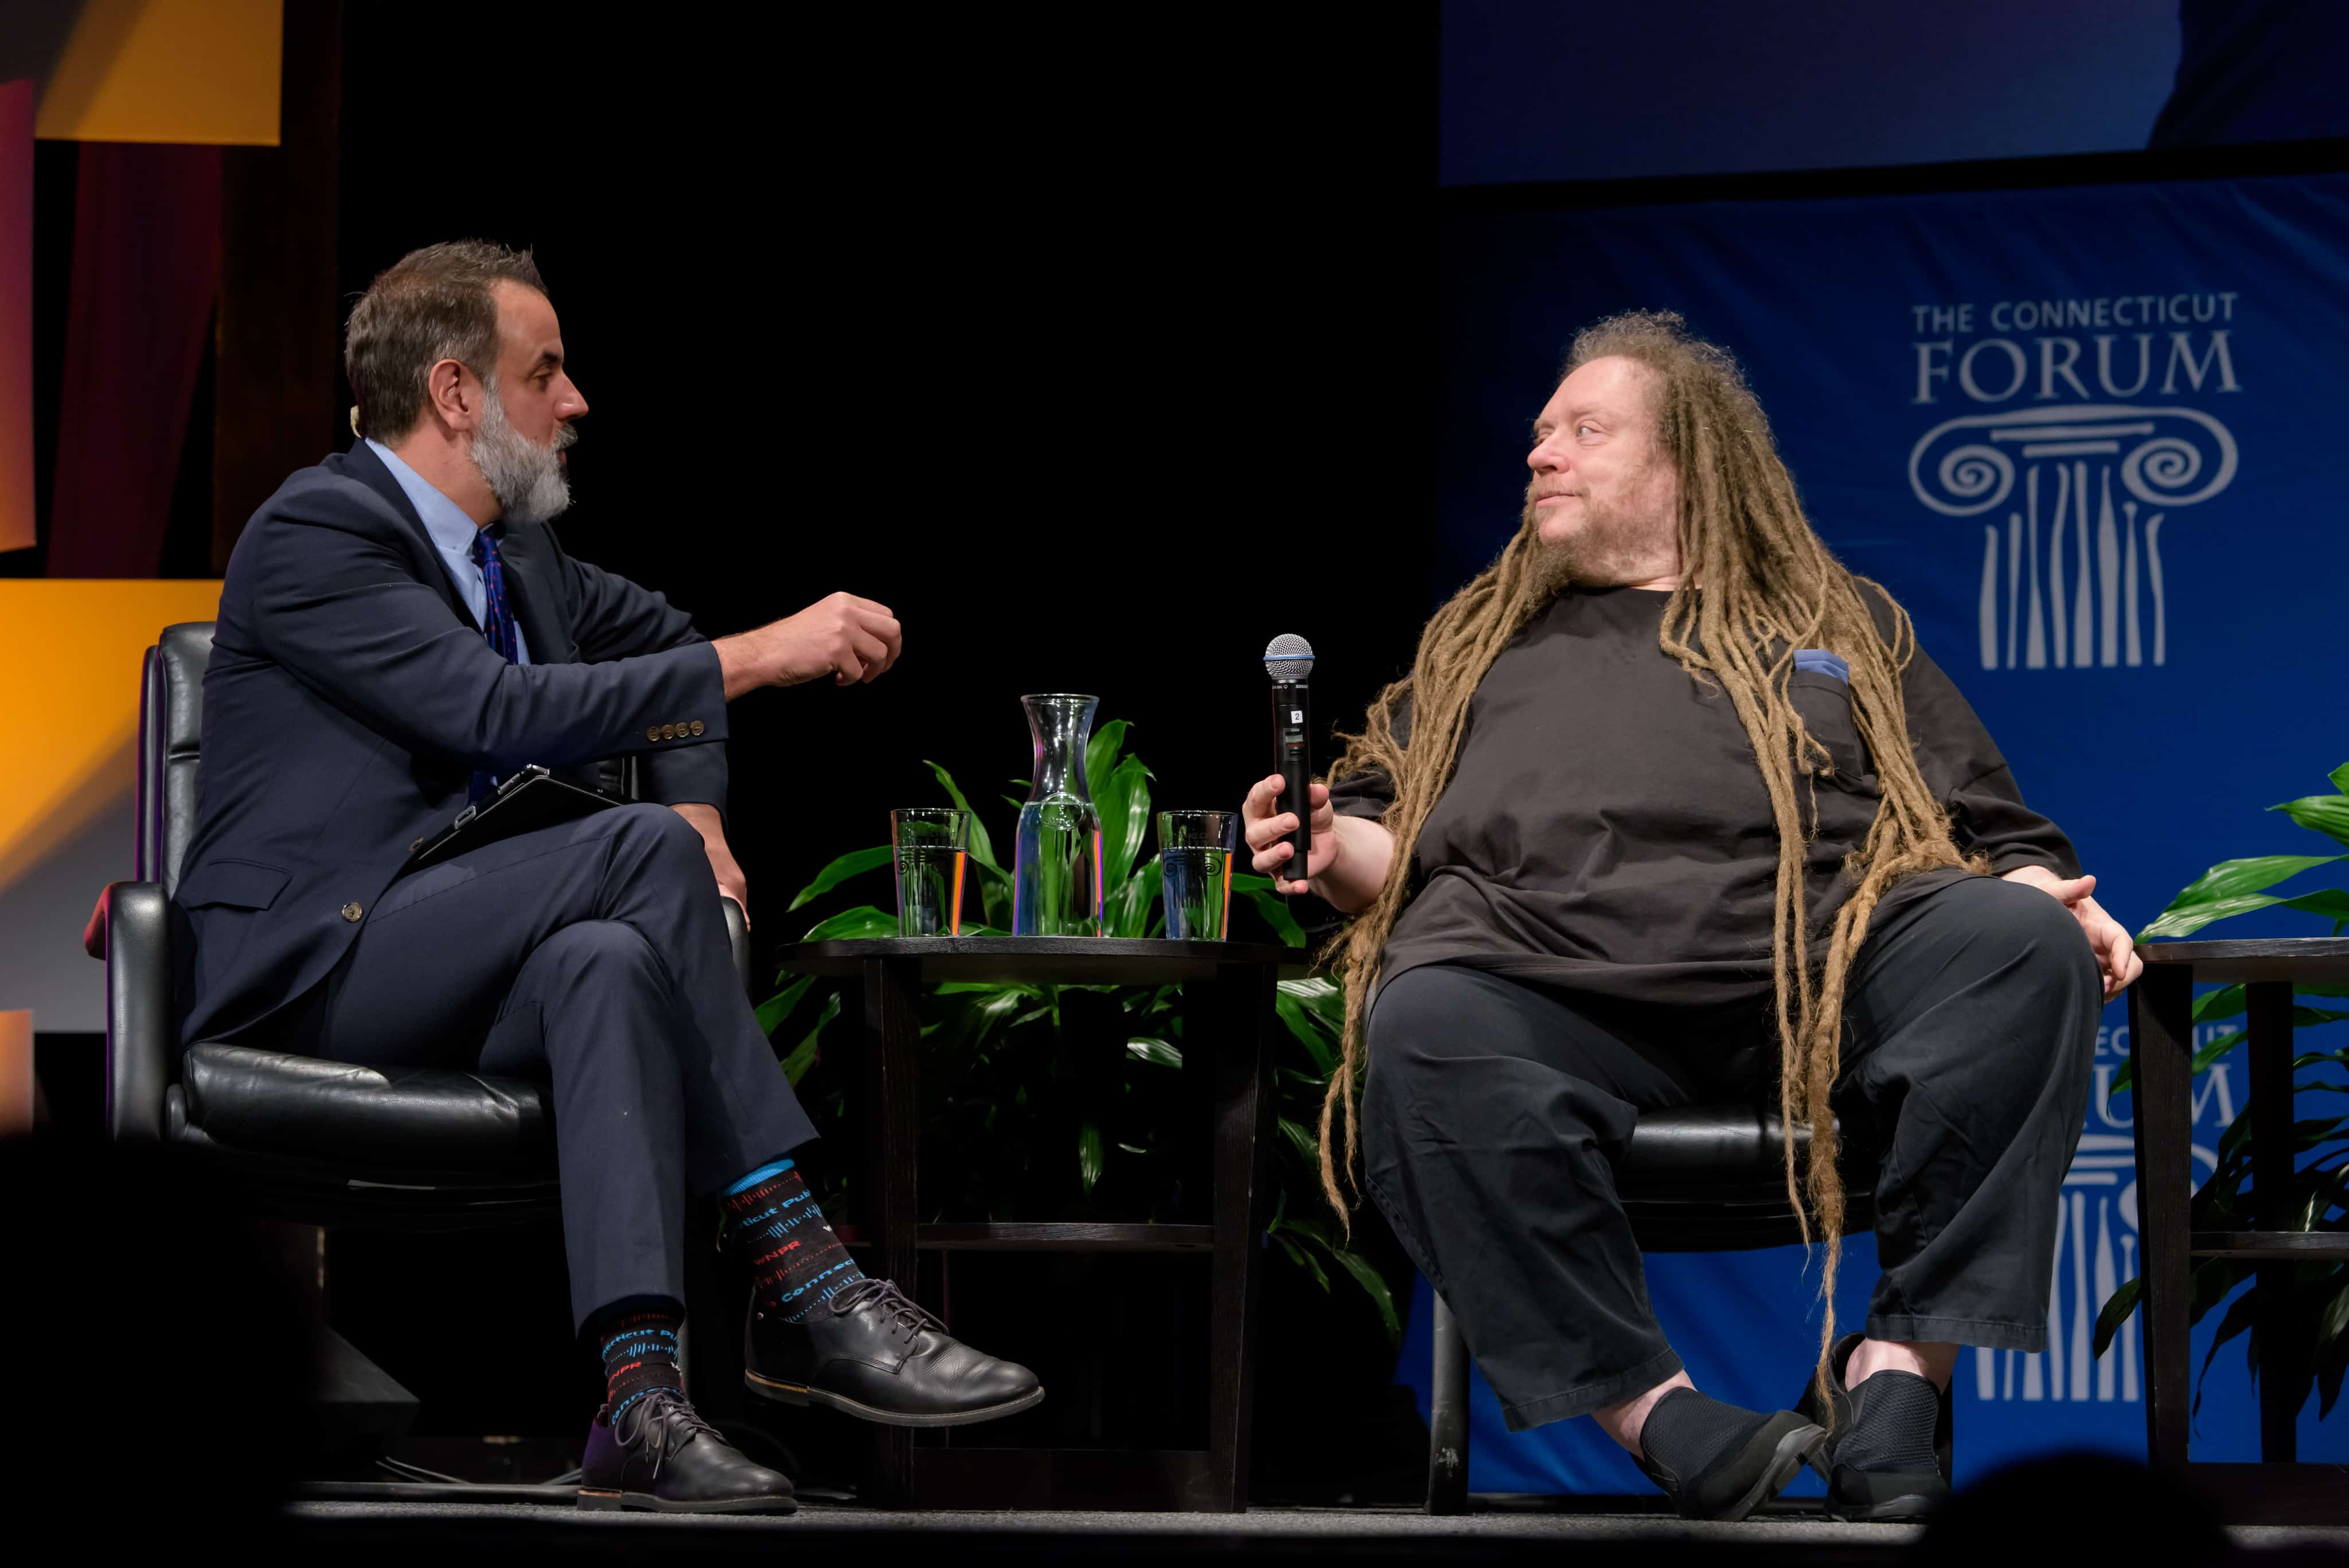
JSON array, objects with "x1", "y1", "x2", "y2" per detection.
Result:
[
  {"x1": 722, "y1": 1160, "x2": 867, "y2": 1323},
  {"x1": 597, "y1": 1309, "x2": 684, "y2": 1421}
]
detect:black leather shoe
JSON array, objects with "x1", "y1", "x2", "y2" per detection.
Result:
[
  {"x1": 577, "y1": 1390, "x2": 797, "y2": 1514},
  {"x1": 1797, "y1": 1332, "x2": 1952, "y2": 1522},
  {"x1": 1633, "y1": 1391, "x2": 1828, "y2": 1522},
  {"x1": 743, "y1": 1276, "x2": 1044, "y2": 1427}
]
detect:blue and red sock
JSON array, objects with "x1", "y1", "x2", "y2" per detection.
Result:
[
  {"x1": 721, "y1": 1160, "x2": 866, "y2": 1322},
  {"x1": 597, "y1": 1309, "x2": 683, "y2": 1419}
]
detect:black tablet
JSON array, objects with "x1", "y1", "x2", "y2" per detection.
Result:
[{"x1": 405, "y1": 765, "x2": 619, "y2": 872}]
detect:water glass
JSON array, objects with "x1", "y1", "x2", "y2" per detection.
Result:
[
  {"x1": 891, "y1": 808, "x2": 970, "y2": 937},
  {"x1": 1158, "y1": 810, "x2": 1239, "y2": 941}
]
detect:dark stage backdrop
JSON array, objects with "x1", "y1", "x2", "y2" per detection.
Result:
[
  {"x1": 336, "y1": 10, "x2": 1431, "y2": 958},
  {"x1": 1419, "y1": 166, "x2": 2349, "y2": 1488},
  {"x1": 325, "y1": 12, "x2": 1437, "y2": 1479}
]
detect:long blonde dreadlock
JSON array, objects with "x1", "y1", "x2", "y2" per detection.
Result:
[{"x1": 1320, "y1": 311, "x2": 1981, "y2": 1407}]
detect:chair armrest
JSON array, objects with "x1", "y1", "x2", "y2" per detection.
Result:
[
  {"x1": 84, "y1": 886, "x2": 111, "y2": 959},
  {"x1": 98, "y1": 881, "x2": 175, "y2": 1145},
  {"x1": 722, "y1": 896, "x2": 750, "y2": 998}
]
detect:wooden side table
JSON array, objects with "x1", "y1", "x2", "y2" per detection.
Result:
[
  {"x1": 2130, "y1": 937, "x2": 2349, "y2": 1522},
  {"x1": 771, "y1": 936, "x2": 1294, "y2": 1512}
]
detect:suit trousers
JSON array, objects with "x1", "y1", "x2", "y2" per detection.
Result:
[
  {"x1": 311, "y1": 803, "x2": 817, "y2": 1329},
  {"x1": 1360, "y1": 873, "x2": 2100, "y2": 1432}
]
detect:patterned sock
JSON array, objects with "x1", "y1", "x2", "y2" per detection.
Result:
[
  {"x1": 596, "y1": 1308, "x2": 684, "y2": 1420},
  {"x1": 1835, "y1": 1371, "x2": 1942, "y2": 1473},
  {"x1": 721, "y1": 1160, "x2": 867, "y2": 1323}
]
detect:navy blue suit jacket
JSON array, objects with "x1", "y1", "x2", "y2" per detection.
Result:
[{"x1": 177, "y1": 440, "x2": 730, "y2": 1046}]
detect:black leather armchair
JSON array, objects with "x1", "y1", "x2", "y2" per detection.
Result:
[
  {"x1": 86, "y1": 623, "x2": 751, "y2": 1410},
  {"x1": 1423, "y1": 1042, "x2": 1880, "y2": 1513}
]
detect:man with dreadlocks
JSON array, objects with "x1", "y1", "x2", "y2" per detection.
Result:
[{"x1": 1242, "y1": 312, "x2": 2140, "y2": 1522}]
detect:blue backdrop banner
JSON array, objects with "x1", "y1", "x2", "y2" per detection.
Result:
[{"x1": 1416, "y1": 170, "x2": 2349, "y2": 1488}]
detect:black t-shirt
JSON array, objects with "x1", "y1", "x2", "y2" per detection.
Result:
[{"x1": 1330, "y1": 585, "x2": 2078, "y2": 1009}]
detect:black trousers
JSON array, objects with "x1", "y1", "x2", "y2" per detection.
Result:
[
  {"x1": 313, "y1": 805, "x2": 818, "y2": 1329},
  {"x1": 1361, "y1": 874, "x2": 2098, "y2": 1432}
]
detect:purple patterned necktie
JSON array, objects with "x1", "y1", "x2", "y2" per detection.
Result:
[{"x1": 468, "y1": 524, "x2": 521, "y2": 802}]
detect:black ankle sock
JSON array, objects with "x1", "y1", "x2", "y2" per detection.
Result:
[
  {"x1": 1834, "y1": 1371, "x2": 1941, "y2": 1473},
  {"x1": 597, "y1": 1309, "x2": 684, "y2": 1420},
  {"x1": 721, "y1": 1164, "x2": 866, "y2": 1322},
  {"x1": 1641, "y1": 1387, "x2": 1767, "y2": 1479}
]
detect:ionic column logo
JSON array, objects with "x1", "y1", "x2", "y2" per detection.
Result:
[{"x1": 1907, "y1": 404, "x2": 2237, "y2": 670}]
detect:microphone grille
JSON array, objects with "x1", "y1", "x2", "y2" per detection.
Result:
[{"x1": 1264, "y1": 633, "x2": 1315, "y2": 680}]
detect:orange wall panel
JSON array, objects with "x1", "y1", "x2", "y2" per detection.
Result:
[
  {"x1": 36, "y1": 0, "x2": 282, "y2": 146},
  {"x1": 0, "y1": 579, "x2": 223, "y2": 895}
]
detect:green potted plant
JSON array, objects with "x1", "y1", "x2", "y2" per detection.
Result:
[
  {"x1": 2094, "y1": 762, "x2": 2349, "y2": 1421},
  {"x1": 759, "y1": 720, "x2": 1399, "y2": 1341}
]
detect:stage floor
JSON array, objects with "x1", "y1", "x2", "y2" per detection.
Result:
[{"x1": 278, "y1": 1501, "x2": 2349, "y2": 1561}]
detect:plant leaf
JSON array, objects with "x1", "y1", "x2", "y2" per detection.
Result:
[
  {"x1": 779, "y1": 992, "x2": 840, "y2": 1085},
  {"x1": 1323, "y1": 1242, "x2": 1402, "y2": 1344},
  {"x1": 2192, "y1": 1285, "x2": 2262, "y2": 1418},
  {"x1": 1236, "y1": 881, "x2": 1308, "y2": 946},
  {"x1": 1272, "y1": 1231, "x2": 1329, "y2": 1291},
  {"x1": 1280, "y1": 976, "x2": 1347, "y2": 1025},
  {"x1": 1084, "y1": 719, "x2": 1131, "y2": 805},
  {"x1": 787, "y1": 845, "x2": 895, "y2": 912},
  {"x1": 1126, "y1": 1035, "x2": 1183, "y2": 1069},
  {"x1": 2165, "y1": 854, "x2": 2346, "y2": 912},
  {"x1": 2092, "y1": 1276, "x2": 2142, "y2": 1359},
  {"x1": 1275, "y1": 990, "x2": 1337, "y2": 1075},
  {"x1": 755, "y1": 973, "x2": 817, "y2": 1035},
  {"x1": 1277, "y1": 1115, "x2": 1318, "y2": 1165},
  {"x1": 802, "y1": 904, "x2": 899, "y2": 941},
  {"x1": 2319, "y1": 1272, "x2": 2349, "y2": 1356},
  {"x1": 923, "y1": 759, "x2": 1000, "y2": 871},
  {"x1": 2140, "y1": 887, "x2": 2349, "y2": 941},
  {"x1": 2193, "y1": 985, "x2": 2247, "y2": 1024},
  {"x1": 1095, "y1": 755, "x2": 1153, "y2": 891},
  {"x1": 2273, "y1": 794, "x2": 2349, "y2": 849},
  {"x1": 2332, "y1": 759, "x2": 2349, "y2": 797},
  {"x1": 1078, "y1": 1120, "x2": 1105, "y2": 1196},
  {"x1": 1107, "y1": 854, "x2": 1160, "y2": 941}
]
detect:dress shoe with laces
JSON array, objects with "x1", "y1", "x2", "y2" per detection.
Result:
[
  {"x1": 1796, "y1": 1332, "x2": 1952, "y2": 1521},
  {"x1": 743, "y1": 1276, "x2": 1044, "y2": 1427},
  {"x1": 578, "y1": 1389, "x2": 797, "y2": 1514}
]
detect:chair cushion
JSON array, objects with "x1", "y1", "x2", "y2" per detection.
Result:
[
  {"x1": 180, "y1": 1043, "x2": 554, "y2": 1169},
  {"x1": 1620, "y1": 1104, "x2": 1813, "y2": 1186}
]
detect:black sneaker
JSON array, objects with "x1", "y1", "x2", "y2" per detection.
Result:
[
  {"x1": 1633, "y1": 1387, "x2": 1828, "y2": 1521},
  {"x1": 1796, "y1": 1332, "x2": 1952, "y2": 1521}
]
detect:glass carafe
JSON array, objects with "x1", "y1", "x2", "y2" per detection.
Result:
[{"x1": 1012, "y1": 693, "x2": 1104, "y2": 937}]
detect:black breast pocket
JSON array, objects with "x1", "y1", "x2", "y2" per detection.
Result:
[{"x1": 1788, "y1": 671, "x2": 1874, "y2": 786}]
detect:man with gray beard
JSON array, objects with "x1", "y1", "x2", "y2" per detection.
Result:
[{"x1": 181, "y1": 241, "x2": 1040, "y2": 1512}]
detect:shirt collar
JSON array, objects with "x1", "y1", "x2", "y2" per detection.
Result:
[{"x1": 364, "y1": 438, "x2": 494, "y2": 558}]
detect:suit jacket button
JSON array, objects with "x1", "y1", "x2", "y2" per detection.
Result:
[
  {"x1": 689, "y1": 719, "x2": 705, "y2": 736},
  {"x1": 341, "y1": 902, "x2": 364, "y2": 923},
  {"x1": 662, "y1": 723, "x2": 677, "y2": 739},
  {"x1": 408, "y1": 837, "x2": 425, "y2": 853},
  {"x1": 646, "y1": 726, "x2": 662, "y2": 742}
]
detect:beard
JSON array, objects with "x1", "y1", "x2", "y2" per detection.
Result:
[
  {"x1": 469, "y1": 380, "x2": 575, "y2": 525},
  {"x1": 1520, "y1": 483, "x2": 1672, "y2": 595}
]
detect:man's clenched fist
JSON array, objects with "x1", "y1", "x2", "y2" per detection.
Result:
[{"x1": 715, "y1": 592, "x2": 903, "y2": 699}]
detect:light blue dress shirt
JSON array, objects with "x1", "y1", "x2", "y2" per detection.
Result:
[{"x1": 365, "y1": 438, "x2": 531, "y2": 665}]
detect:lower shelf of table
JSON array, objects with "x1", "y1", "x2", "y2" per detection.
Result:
[
  {"x1": 908, "y1": 1446, "x2": 1234, "y2": 1511},
  {"x1": 834, "y1": 1221, "x2": 1216, "y2": 1253},
  {"x1": 2191, "y1": 1231, "x2": 2349, "y2": 1260}
]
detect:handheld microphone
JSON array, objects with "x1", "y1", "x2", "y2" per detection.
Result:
[{"x1": 1264, "y1": 634, "x2": 1315, "y2": 894}]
